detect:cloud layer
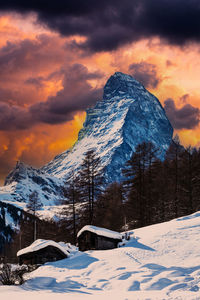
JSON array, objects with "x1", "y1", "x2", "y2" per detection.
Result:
[
  {"x1": 1, "y1": 1, "x2": 200, "y2": 52},
  {"x1": 164, "y1": 98, "x2": 200, "y2": 130},
  {"x1": 0, "y1": 63, "x2": 103, "y2": 130},
  {"x1": 129, "y1": 61, "x2": 160, "y2": 88},
  {"x1": 0, "y1": 4, "x2": 200, "y2": 183}
]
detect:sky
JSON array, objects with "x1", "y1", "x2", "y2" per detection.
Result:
[{"x1": 0, "y1": 0, "x2": 200, "y2": 184}]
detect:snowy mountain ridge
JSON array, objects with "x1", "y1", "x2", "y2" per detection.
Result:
[
  {"x1": 0, "y1": 71, "x2": 173, "y2": 207},
  {"x1": 43, "y1": 72, "x2": 173, "y2": 183},
  {"x1": 1, "y1": 161, "x2": 63, "y2": 206}
]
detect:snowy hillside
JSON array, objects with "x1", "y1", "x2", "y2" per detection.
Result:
[
  {"x1": 1, "y1": 212, "x2": 200, "y2": 299},
  {"x1": 0, "y1": 201, "x2": 22, "y2": 253}
]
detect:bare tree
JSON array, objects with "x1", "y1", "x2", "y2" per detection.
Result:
[
  {"x1": 63, "y1": 171, "x2": 80, "y2": 245},
  {"x1": 26, "y1": 191, "x2": 42, "y2": 241}
]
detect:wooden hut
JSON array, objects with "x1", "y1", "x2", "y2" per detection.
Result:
[
  {"x1": 77, "y1": 225, "x2": 122, "y2": 251},
  {"x1": 17, "y1": 239, "x2": 69, "y2": 265}
]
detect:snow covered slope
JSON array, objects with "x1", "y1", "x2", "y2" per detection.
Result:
[
  {"x1": 44, "y1": 72, "x2": 173, "y2": 183},
  {"x1": 1, "y1": 211, "x2": 200, "y2": 299},
  {"x1": 0, "y1": 161, "x2": 64, "y2": 207},
  {"x1": 0, "y1": 201, "x2": 22, "y2": 253}
]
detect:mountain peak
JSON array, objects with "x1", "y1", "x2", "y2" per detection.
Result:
[
  {"x1": 103, "y1": 72, "x2": 144, "y2": 100},
  {"x1": 0, "y1": 71, "x2": 173, "y2": 204},
  {"x1": 43, "y1": 71, "x2": 173, "y2": 183},
  {"x1": 4, "y1": 161, "x2": 31, "y2": 186},
  {"x1": 113, "y1": 71, "x2": 137, "y2": 81}
]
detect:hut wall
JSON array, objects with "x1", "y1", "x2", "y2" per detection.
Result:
[
  {"x1": 97, "y1": 236, "x2": 118, "y2": 250},
  {"x1": 19, "y1": 245, "x2": 67, "y2": 265},
  {"x1": 78, "y1": 231, "x2": 97, "y2": 251},
  {"x1": 78, "y1": 231, "x2": 121, "y2": 251}
]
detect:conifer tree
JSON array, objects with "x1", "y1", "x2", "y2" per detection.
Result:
[
  {"x1": 178, "y1": 146, "x2": 194, "y2": 215},
  {"x1": 123, "y1": 142, "x2": 158, "y2": 227},
  {"x1": 95, "y1": 182, "x2": 124, "y2": 231},
  {"x1": 78, "y1": 149, "x2": 101, "y2": 224}
]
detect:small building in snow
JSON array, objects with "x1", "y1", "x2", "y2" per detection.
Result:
[
  {"x1": 17, "y1": 239, "x2": 69, "y2": 265},
  {"x1": 77, "y1": 225, "x2": 122, "y2": 251}
]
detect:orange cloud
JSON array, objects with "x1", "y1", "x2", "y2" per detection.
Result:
[
  {"x1": 0, "y1": 112, "x2": 85, "y2": 184},
  {"x1": 1, "y1": 13, "x2": 200, "y2": 184}
]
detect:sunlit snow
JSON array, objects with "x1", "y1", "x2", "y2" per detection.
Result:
[{"x1": 1, "y1": 211, "x2": 200, "y2": 299}]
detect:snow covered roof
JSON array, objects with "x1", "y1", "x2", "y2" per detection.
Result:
[
  {"x1": 17, "y1": 239, "x2": 70, "y2": 257},
  {"x1": 77, "y1": 225, "x2": 122, "y2": 240}
]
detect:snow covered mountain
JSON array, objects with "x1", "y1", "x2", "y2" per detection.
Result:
[
  {"x1": 1, "y1": 161, "x2": 63, "y2": 206},
  {"x1": 43, "y1": 72, "x2": 173, "y2": 183},
  {"x1": 0, "y1": 71, "x2": 173, "y2": 207},
  {"x1": 2, "y1": 211, "x2": 200, "y2": 299}
]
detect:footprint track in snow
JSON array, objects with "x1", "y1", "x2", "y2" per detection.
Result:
[{"x1": 124, "y1": 250, "x2": 141, "y2": 265}]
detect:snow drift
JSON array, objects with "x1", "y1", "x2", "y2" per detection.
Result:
[{"x1": 1, "y1": 211, "x2": 200, "y2": 299}]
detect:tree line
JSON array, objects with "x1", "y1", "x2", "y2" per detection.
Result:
[
  {"x1": 3, "y1": 137, "x2": 200, "y2": 261},
  {"x1": 64, "y1": 138, "x2": 200, "y2": 235}
]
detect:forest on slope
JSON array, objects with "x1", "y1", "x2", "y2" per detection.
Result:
[{"x1": 2, "y1": 136, "x2": 200, "y2": 263}]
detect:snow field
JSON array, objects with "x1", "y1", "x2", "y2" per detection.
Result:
[{"x1": 2, "y1": 211, "x2": 200, "y2": 299}]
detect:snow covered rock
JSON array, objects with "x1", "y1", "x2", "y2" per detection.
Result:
[
  {"x1": 0, "y1": 161, "x2": 64, "y2": 206},
  {"x1": 43, "y1": 72, "x2": 173, "y2": 183},
  {"x1": 0, "y1": 72, "x2": 173, "y2": 207}
]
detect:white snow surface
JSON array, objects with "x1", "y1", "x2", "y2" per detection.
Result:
[
  {"x1": 0, "y1": 162, "x2": 64, "y2": 207},
  {"x1": 2, "y1": 211, "x2": 200, "y2": 299},
  {"x1": 17, "y1": 239, "x2": 70, "y2": 257},
  {"x1": 43, "y1": 72, "x2": 172, "y2": 184},
  {"x1": 43, "y1": 97, "x2": 129, "y2": 180},
  {"x1": 77, "y1": 225, "x2": 122, "y2": 240}
]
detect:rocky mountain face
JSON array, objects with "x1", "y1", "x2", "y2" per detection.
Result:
[
  {"x1": 0, "y1": 72, "x2": 173, "y2": 206},
  {"x1": 1, "y1": 161, "x2": 63, "y2": 206},
  {"x1": 43, "y1": 72, "x2": 173, "y2": 184}
]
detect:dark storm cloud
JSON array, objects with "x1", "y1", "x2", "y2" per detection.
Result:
[
  {"x1": 25, "y1": 77, "x2": 45, "y2": 88},
  {"x1": 30, "y1": 64, "x2": 103, "y2": 124},
  {"x1": 0, "y1": 64, "x2": 103, "y2": 130},
  {"x1": 0, "y1": 1, "x2": 200, "y2": 52},
  {"x1": 0, "y1": 35, "x2": 65, "y2": 81},
  {"x1": 129, "y1": 61, "x2": 160, "y2": 88},
  {"x1": 180, "y1": 94, "x2": 190, "y2": 104},
  {"x1": 0, "y1": 102, "x2": 32, "y2": 130},
  {"x1": 164, "y1": 98, "x2": 200, "y2": 130},
  {"x1": 0, "y1": 34, "x2": 69, "y2": 107}
]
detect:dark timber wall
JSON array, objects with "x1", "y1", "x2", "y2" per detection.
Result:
[
  {"x1": 18, "y1": 245, "x2": 67, "y2": 265},
  {"x1": 78, "y1": 231, "x2": 121, "y2": 251}
]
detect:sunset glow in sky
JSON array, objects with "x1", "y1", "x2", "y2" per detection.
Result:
[{"x1": 0, "y1": 1, "x2": 200, "y2": 183}]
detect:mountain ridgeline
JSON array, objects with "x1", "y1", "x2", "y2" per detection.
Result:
[
  {"x1": 0, "y1": 72, "x2": 173, "y2": 205},
  {"x1": 43, "y1": 72, "x2": 173, "y2": 184}
]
